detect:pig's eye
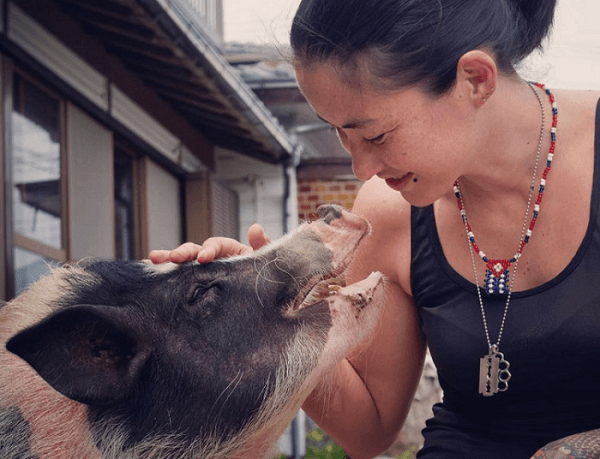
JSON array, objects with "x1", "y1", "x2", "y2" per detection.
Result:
[{"x1": 189, "y1": 283, "x2": 219, "y2": 305}]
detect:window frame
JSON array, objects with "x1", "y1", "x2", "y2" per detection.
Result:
[
  {"x1": 113, "y1": 141, "x2": 146, "y2": 260},
  {"x1": 3, "y1": 61, "x2": 69, "y2": 300}
]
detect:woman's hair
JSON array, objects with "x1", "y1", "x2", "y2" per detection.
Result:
[{"x1": 290, "y1": 0, "x2": 557, "y2": 94}]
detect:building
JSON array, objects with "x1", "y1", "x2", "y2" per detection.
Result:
[
  {"x1": 226, "y1": 42, "x2": 363, "y2": 223},
  {"x1": 0, "y1": 0, "x2": 299, "y2": 300}
]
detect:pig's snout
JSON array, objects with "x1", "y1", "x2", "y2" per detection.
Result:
[
  {"x1": 317, "y1": 204, "x2": 344, "y2": 223},
  {"x1": 317, "y1": 204, "x2": 370, "y2": 234}
]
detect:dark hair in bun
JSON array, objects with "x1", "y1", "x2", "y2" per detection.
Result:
[{"x1": 291, "y1": 0, "x2": 557, "y2": 94}]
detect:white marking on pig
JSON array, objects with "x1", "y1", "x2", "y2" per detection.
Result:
[{"x1": 0, "y1": 265, "x2": 103, "y2": 459}]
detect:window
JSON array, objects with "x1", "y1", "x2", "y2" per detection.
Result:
[
  {"x1": 114, "y1": 150, "x2": 136, "y2": 260},
  {"x1": 8, "y1": 72, "x2": 66, "y2": 296}
]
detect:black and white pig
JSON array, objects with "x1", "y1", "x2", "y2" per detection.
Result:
[{"x1": 0, "y1": 205, "x2": 385, "y2": 459}]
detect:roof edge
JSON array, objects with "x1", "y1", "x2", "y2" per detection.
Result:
[{"x1": 138, "y1": 0, "x2": 297, "y2": 160}]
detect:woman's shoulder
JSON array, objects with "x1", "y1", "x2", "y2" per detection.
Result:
[
  {"x1": 552, "y1": 88, "x2": 599, "y2": 160},
  {"x1": 553, "y1": 88, "x2": 600, "y2": 119},
  {"x1": 351, "y1": 177, "x2": 413, "y2": 289},
  {"x1": 353, "y1": 177, "x2": 412, "y2": 229}
]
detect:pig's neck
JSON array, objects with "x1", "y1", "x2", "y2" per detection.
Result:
[
  {"x1": 231, "y1": 410, "x2": 297, "y2": 459},
  {"x1": 232, "y1": 426, "x2": 284, "y2": 459}
]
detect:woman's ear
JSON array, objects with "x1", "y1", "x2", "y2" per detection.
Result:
[{"x1": 454, "y1": 50, "x2": 498, "y2": 107}]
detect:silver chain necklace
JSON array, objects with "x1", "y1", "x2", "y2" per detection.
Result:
[{"x1": 455, "y1": 82, "x2": 551, "y2": 396}]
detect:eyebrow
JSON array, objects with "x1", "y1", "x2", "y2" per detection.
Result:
[{"x1": 316, "y1": 114, "x2": 377, "y2": 130}]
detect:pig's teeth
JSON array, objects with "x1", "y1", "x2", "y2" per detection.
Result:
[
  {"x1": 328, "y1": 284, "x2": 341, "y2": 294},
  {"x1": 327, "y1": 276, "x2": 345, "y2": 287},
  {"x1": 296, "y1": 276, "x2": 346, "y2": 309}
]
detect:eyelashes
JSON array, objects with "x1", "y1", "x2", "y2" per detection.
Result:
[
  {"x1": 366, "y1": 133, "x2": 386, "y2": 144},
  {"x1": 189, "y1": 283, "x2": 219, "y2": 306},
  {"x1": 329, "y1": 126, "x2": 395, "y2": 146}
]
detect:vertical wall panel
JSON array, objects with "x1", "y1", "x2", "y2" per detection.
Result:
[
  {"x1": 185, "y1": 172, "x2": 211, "y2": 245},
  {"x1": 67, "y1": 103, "x2": 114, "y2": 260},
  {"x1": 211, "y1": 179, "x2": 238, "y2": 239},
  {"x1": 215, "y1": 148, "x2": 285, "y2": 241},
  {"x1": 146, "y1": 159, "x2": 182, "y2": 252}
]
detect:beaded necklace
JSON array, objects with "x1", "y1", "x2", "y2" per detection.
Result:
[{"x1": 454, "y1": 82, "x2": 557, "y2": 396}]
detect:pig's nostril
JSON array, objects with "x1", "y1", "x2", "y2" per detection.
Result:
[{"x1": 317, "y1": 204, "x2": 344, "y2": 224}]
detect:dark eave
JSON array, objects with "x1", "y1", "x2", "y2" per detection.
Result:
[{"x1": 53, "y1": 0, "x2": 296, "y2": 164}]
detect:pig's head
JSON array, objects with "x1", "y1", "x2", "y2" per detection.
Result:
[{"x1": 4, "y1": 205, "x2": 384, "y2": 459}]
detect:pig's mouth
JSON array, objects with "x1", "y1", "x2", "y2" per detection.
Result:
[
  {"x1": 289, "y1": 270, "x2": 384, "y2": 322},
  {"x1": 295, "y1": 275, "x2": 347, "y2": 310},
  {"x1": 287, "y1": 205, "x2": 381, "y2": 316}
]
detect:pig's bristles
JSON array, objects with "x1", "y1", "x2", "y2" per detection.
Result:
[
  {"x1": 253, "y1": 256, "x2": 289, "y2": 310},
  {"x1": 207, "y1": 370, "x2": 245, "y2": 420}
]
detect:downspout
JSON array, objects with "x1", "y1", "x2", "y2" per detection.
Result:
[
  {"x1": 285, "y1": 143, "x2": 305, "y2": 459},
  {"x1": 282, "y1": 144, "x2": 303, "y2": 234},
  {"x1": 282, "y1": 158, "x2": 291, "y2": 235}
]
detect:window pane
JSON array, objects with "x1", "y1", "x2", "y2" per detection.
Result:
[
  {"x1": 114, "y1": 152, "x2": 135, "y2": 260},
  {"x1": 12, "y1": 75, "x2": 62, "y2": 249},
  {"x1": 14, "y1": 246, "x2": 53, "y2": 295}
]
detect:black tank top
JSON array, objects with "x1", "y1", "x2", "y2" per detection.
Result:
[{"x1": 411, "y1": 99, "x2": 600, "y2": 458}]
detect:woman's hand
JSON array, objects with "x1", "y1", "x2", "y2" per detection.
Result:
[{"x1": 149, "y1": 223, "x2": 271, "y2": 264}]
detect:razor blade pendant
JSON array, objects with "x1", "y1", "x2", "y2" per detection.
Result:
[{"x1": 479, "y1": 347, "x2": 511, "y2": 396}]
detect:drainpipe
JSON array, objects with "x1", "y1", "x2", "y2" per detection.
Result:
[
  {"x1": 284, "y1": 142, "x2": 305, "y2": 459},
  {"x1": 282, "y1": 144, "x2": 303, "y2": 234},
  {"x1": 290, "y1": 410, "x2": 306, "y2": 459}
]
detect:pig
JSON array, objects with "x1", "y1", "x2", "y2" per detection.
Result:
[{"x1": 0, "y1": 205, "x2": 385, "y2": 459}]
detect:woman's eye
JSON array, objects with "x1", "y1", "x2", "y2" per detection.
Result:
[{"x1": 366, "y1": 133, "x2": 386, "y2": 144}]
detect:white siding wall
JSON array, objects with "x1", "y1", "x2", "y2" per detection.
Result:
[
  {"x1": 215, "y1": 148, "x2": 296, "y2": 243},
  {"x1": 67, "y1": 103, "x2": 114, "y2": 261}
]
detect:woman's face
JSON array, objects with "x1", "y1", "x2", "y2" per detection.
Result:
[{"x1": 295, "y1": 61, "x2": 478, "y2": 207}]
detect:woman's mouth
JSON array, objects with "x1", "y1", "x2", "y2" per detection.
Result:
[{"x1": 385, "y1": 173, "x2": 414, "y2": 191}]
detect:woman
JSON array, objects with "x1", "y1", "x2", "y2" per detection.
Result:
[{"x1": 151, "y1": 0, "x2": 600, "y2": 457}]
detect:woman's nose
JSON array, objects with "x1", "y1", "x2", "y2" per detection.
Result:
[
  {"x1": 351, "y1": 149, "x2": 384, "y2": 182},
  {"x1": 337, "y1": 133, "x2": 383, "y2": 181}
]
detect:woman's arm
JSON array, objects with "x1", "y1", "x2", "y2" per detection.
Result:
[
  {"x1": 533, "y1": 428, "x2": 600, "y2": 459},
  {"x1": 302, "y1": 178, "x2": 427, "y2": 459}
]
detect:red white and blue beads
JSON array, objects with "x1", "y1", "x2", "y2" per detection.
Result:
[{"x1": 454, "y1": 82, "x2": 557, "y2": 296}]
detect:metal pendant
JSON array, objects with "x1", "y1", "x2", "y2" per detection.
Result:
[{"x1": 479, "y1": 346, "x2": 511, "y2": 396}]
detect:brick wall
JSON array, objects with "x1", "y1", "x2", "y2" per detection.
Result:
[{"x1": 297, "y1": 178, "x2": 362, "y2": 222}]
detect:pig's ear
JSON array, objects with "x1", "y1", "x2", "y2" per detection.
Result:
[{"x1": 6, "y1": 305, "x2": 150, "y2": 407}]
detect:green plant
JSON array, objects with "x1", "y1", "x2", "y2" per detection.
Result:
[
  {"x1": 275, "y1": 427, "x2": 418, "y2": 459},
  {"x1": 394, "y1": 445, "x2": 418, "y2": 459},
  {"x1": 304, "y1": 428, "x2": 347, "y2": 459}
]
